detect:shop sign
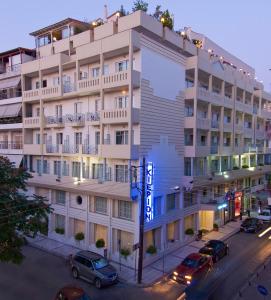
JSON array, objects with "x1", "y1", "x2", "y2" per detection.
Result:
[{"x1": 145, "y1": 162, "x2": 154, "y2": 222}]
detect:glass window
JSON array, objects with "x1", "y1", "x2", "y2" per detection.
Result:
[
  {"x1": 62, "y1": 161, "x2": 69, "y2": 176},
  {"x1": 153, "y1": 196, "x2": 162, "y2": 218},
  {"x1": 92, "y1": 67, "x2": 100, "y2": 78},
  {"x1": 92, "y1": 163, "x2": 103, "y2": 179},
  {"x1": 43, "y1": 160, "x2": 49, "y2": 174},
  {"x1": 115, "y1": 165, "x2": 129, "y2": 182},
  {"x1": 36, "y1": 133, "x2": 40, "y2": 145},
  {"x1": 118, "y1": 200, "x2": 132, "y2": 220},
  {"x1": 116, "y1": 96, "x2": 128, "y2": 109},
  {"x1": 55, "y1": 190, "x2": 65, "y2": 205},
  {"x1": 36, "y1": 159, "x2": 42, "y2": 174},
  {"x1": 92, "y1": 258, "x2": 108, "y2": 270},
  {"x1": 55, "y1": 214, "x2": 65, "y2": 228},
  {"x1": 166, "y1": 193, "x2": 176, "y2": 211},
  {"x1": 184, "y1": 158, "x2": 192, "y2": 176},
  {"x1": 72, "y1": 162, "x2": 81, "y2": 178},
  {"x1": 116, "y1": 131, "x2": 128, "y2": 145},
  {"x1": 62, "y1": 27, "x2": 69, "y2": 39},
  {"x1": 103, "y1": 65, "x2": 109, "y2": 75},
  {"x1": 115, "y1": 60, "x2": 129, "y2": 72},
  {"x1": 54, "y1": 161, "x2": 61, "y2": 177},
  {"x1": 94, "y1": 197, "x2": 107, "y2": 214}
]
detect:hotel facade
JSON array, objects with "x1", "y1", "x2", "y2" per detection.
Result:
[{"x1": 4, "y1": 10, "x2": 269, "y2": 267}]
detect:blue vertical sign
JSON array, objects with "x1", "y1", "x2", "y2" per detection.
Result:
[{"x1": 146, "y1": 162, "x2": 154, "y2": 222}]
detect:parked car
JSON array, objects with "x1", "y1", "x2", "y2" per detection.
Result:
[
  {"x1": 199, "y1": 240, "x2": 229, "y2": 262},
  {"x1": 257, "y1": 209, "x2": 271, "y2": 222},
  {"x1": 70, "y1": 250, "x2": 118, "y2": 289},
  {"x1": 54, "y1": 285, "x2": 90, "y2": 300},
  {"x1": 240, "y1": 217, "x2": 263, "y2": 233},
  {"x1": 172, "y1": 253, "x2": 213, "y2": 285}
]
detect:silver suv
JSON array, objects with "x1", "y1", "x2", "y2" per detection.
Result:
[{"x1": 70, "y1": 250, "x2": 118, "y2": 289}]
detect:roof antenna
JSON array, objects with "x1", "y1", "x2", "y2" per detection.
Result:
[{"x1": 104, "y1": 4, "x2": 108, "y2": 21}]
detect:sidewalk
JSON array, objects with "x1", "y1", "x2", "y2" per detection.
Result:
[
  {"x1": 26, "y1": 219, "x2": 242, "y2": 286},
  {"x1": 233, "y1": 257, "x2": 271, "y2": 300}
]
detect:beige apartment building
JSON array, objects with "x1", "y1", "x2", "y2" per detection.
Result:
[
  {"x1": 18, "y1": 10, "x2": 271, "y2": 267},
  {"x1": 0, "y1": 48, "x2": 35, "y2": 167}
]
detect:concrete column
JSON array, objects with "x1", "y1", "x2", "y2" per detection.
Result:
[
  {"x1": 179, "y1": 218, "x2": 184, "y2": 242},
  {"x1": 65, "y1": 192, "x2": 70, "y2": 239},
  {"x1": 85, "y1": 195, "x2": 90, "y2": 249},
  {"x1": 59, "y1": 63, "x2": 63, "y2": 95},
  {"x1": 221, "y1": 81, "x2": 225, "y2": 96},
  {"x1": 208, "y1": 75, "x2": 213, "y2": 92},
  {"x1": 220, "y1": 107, "x2": 224, "y2": 152}
]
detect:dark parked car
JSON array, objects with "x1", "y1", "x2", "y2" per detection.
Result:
[
  {"x1": 240, "y1": 217, "x2": 263, "y2": 233},
  {"x1": 199, "y1": 240, "x2": 229, "y2": 262},
  {"x1": 172, "y1": 253, "x2": 213, "y2": 285},
  {"x1": 70, "y1": 251, "x2": 118, "y2": 289},
  {"x1": 54, "y1": 285, "x2": 90, "y2": 300}
]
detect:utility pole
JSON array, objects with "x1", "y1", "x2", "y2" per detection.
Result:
[{"x1": 137, "y1": 156, "x2": 145, "y2": 284}]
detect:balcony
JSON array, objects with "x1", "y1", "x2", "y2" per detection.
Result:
[
  {"x1": 77, "y1": 78, "x2": 100, "y2": 95},
  {"x1": 244, "y1": 127, "x2": 253, "y2": 137},
  {"x1": 0, "y1": 64, "x2": 21, "y2": 80},
  {"x1": 44, "y1": 144, "x2": 61, "y2": 155},
  {"x1": 211, "y1": 120, "x2": 220, "y2": 130},
  {"x1": 23, "y1": 144, "x2": 41, "y2": 155},
  {"x1": 220, "y1": 146, "x2": 232, "y2": 156},
  {"x1": 41, "y1": 86, "x2": 61, "y2": 100},
  {"x1": 101, "y1": 108, "x2": 140, "y2": 124},
  {"x1": 85, "y1": 112, "x2": 100, "y2": 126},
  {"x1": 62, "y1": 144, "x2": 80, "y2": 154},
  {"x1": 185, "y1": 145, "x2": 210, "y2": 157},
  {"x1": 65, "y1": 113, "x2": 85, "y2": 127},
  {"x1": 210, "y1": 144, "x2": 218, "y2": 154},
  {"x1": 82, "y1": 144, "x2": 98, "y2": 155},
  {"x1": 45, "y1": 116, "x2": 64, "y2": 128},
  {"x1": 0, "y1": 141, "x2": 23, "y2": 155},
  {"x1": 100, "y1": 144, "x2": 139, "y2": 159},
  {"x1": 235, "y1": 123, "x2": 243, "y2": 133},
  {"x1": 223, "y1": 122, "x2": 232, "y2": 132},
  {"x1": 23, "y1": 90, "x2": 39, "y2": 102},
  {"x1": 102, "y1": 70, "x2": 140, "y2": 90},
  {"x1": 256, "y1": 129, "x2": 265, "y2": 140},
  {"x1": 23, "y1": 117, "x2": 41, "y2": 128}
]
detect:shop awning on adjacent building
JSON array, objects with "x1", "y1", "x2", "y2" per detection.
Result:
[
  {"x1": 0, "y1": 77, "x2": 20, "y2": 90},
  {"x1": 4, "y1": 154, "x2": 23, "y2": 168},
  {"x1": 0, "y1": 103, "x2": 22, "y2": 118}
]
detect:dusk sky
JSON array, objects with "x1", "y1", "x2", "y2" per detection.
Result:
[{"x1": 1, "y1": 0, "x2": 270, "y2": 89}]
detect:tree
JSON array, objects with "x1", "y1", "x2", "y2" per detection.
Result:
[
  {"x1": 132, "y1": 0, "x2": 148, "y2": 12},
  {"x1": 0, "y1": 157, "x2": 51, "y2": 264},
  {"x1": 160, "y1": 9, "x2": 174, "y2": 30},
  {"x1": 153, "y1": 5, "x2": 162, "y2": 20}
]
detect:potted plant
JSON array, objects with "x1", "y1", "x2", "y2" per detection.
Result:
[
  {"x1": 96, "y1": 238, "x2": 105, "y2": 248},
  {"x1": 160, "y1": 10, "x2": 174, "y2": 30},
  {"x1": 242, "y1": 165, "x2": 249, "y2": 169},
  {"x1": 185, "y1": 228, "x2": 194, "y2": 235},
  {"x1": 75, "y1": 232, "x2": 85, "y2": 241},
  {"x1": 258, "y1": 163, "x2": 264, "y2": 167},
  {"x1": 55, "y1": 227, "x2": 65, "y2": 235},
  {"x1": 146, "y1": 245, "x2": 157, "y2": 255},
  {"x1": 213, "y1": 223, "x2": 219, "y2": 231},
  {"x1": 132, "y1": 0, "x2": 148, "y2": 12},
  {"x1": 120, "y1": 247, "x2": 130, "y2": 260},
  {"x1": 233, "y1": 166, "x2": 239, "y2": 170}
]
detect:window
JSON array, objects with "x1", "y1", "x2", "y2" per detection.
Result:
[
  {"x1": 74, "y1": 102, "x2": 82, "y2": 114},
  {"x1": 224, "y1": 137, "x2": 231, "y2": 146},
  {"x1": 76, "y1": 195, "x2": 83, "y2": 205},
  {"x1": 185, "y1": 106, "x2": 193, "y2": 117},
  {"x1": 35, "y1": 81, "x2": 40, "y2": 89},
  {"x1": 36, "y1": 107, "x2": 40, "y2": 117},
  {"x1": 153, "y1": 196, "x2": 162, "y2": 218},
  {"x1": 116, "y1": 60, "x2": 129, "y2": 72},
  {"x1": 36, "y1": 133, "x2": 40, "y2": 145},
  {"x1": 55, "y1": 214, "x2": 65, "y2": 229},
  {"x1": 62, "y1": 161, "x2": 69, "y2": 176},
  {"x1": 94, "y1": 197, "x2": 107, "y2": 214},
  {"x1": 79, "y1": 71, "x2": 88, "y2": 80},
  {"x1": 37, "y1": 159, "x2": 42, "y2": 174},
  {"x1": 200, "y1": 135, "x2": 206, "y2": 146},
  {"x1": 118, "y1": 200, "x2": 132, "y2": 220},
  {"x1": 42, "y1": 80, "x2": 47, "y2": 88},
  {"x1": 55, "y1": 105, "x2": 62, "y2": 118},
  {"x1": 115, "y1": 96, "x2": 128, "y2": 109},
  {"x1": 103, "y1": 65, "x2": 109, "y2": 75},
  {"x1": 92, "y1": 67, "x2": 100, "y2": 78},
  {"x1": 184, "y1": 158, "x2": 192, "y2": 176},
  {"x1": 224, "y1": 115, "x2": 231, "y2": 124},
  {"x1": 37, "y1": 34, "x2": 51, "y2": 47},
  {"x1": 55, "y1": 190, "x2": 65, "y2": 205},
  {"x1": 43, "y1": 160, "x2": 49, "y2": 174},
  {"x1": 116, "y1": 131, "x2": 128, "y2": 145},
  {"x1": 115, "y1": 165, "x2": 129, "y2": 182},
  {"x1": 54, "y1": 161, "x2": 61, "y2": 177},
  {"x1": 185, "y1": 133, "x2": 193, "y2": 146},
  {"x1": 166, "y1": 193, "x2": 177, "y2": 211},
  {"x1": 95, "y1": 99, "x2": 100, "y2": 112},
  {"x1": 53, "y1": 77, "x2": 60, "y2": 86},
  {"x1": 72, "y1": 162, "x2": 81, "y2": 178},
  {"x1": 82, "y1": 163, "x2": 89, "y2": 179},
  {"x1": 92, "y1": 163, "x2": 103, "y2": 179}
]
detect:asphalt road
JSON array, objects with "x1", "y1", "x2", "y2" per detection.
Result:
[
  {"x1": 0, "y1": 246, "x2": 183, "y2": 300},
  {"x1": 184, "y1": 224, "x2": 271, "y2": 300}
]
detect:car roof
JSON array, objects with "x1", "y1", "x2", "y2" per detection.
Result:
[
  {"x1": 208, "y1": 239, "x2": 223, "y2": 244},
  {"x1": 76, "y1": 250, "x2": 103, "y2": 260},
  {"x1": 58, "y1": 285, "x2": 85, "y2": 299},
  {"x1": 186, "y1": 253, "x2": 203, "y2": 260}
]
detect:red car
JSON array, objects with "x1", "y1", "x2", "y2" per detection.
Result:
[
  {"x1": 172, "y1": 253, "x2": 213, "y2": 285},
  {"x1": 54, "y1": 285, "x2": 90, "y2": 300}
]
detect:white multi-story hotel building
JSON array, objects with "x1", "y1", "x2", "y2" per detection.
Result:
[
  {"x1": 0, "y1": 48, "x2": 35, "y2": 166},
  {"x1": 20, "y1": 11, "x2": 271, "y2": 267}
]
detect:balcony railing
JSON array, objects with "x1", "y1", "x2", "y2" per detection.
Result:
[
  {"x1": 65, "y1": 113, "x2": 85, "y2": 126},
  {"x1": 0, "y1": 142, "x2": 22, "y2": 150},
  {"x1": 62, "y1": 144, "x2": 79, "y2": 154},
  {"x1": 211, "y1": 120, "x2": 219, "y2": 129},
  {"x1": 211, "y1": 144, "x2": 218, "y2": 154},
  {"x1": 82, "y1": 144, "x2": 98, "y2": 155},
  {"x1": 45, "y1": 116, "x2": 64, "y2": 127}
]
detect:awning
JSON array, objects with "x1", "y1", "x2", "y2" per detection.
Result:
[
  {"x1": 0, "y1": 77, "x2": 20, "y2": 90},
  {"x1": 0, "y1": 103, "x2": 22, "y2": 118},
  {"x1": 4, "y1": 154, "x2": 23, "y2": 168}
]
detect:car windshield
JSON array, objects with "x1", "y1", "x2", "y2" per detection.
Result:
[
  {"x1": 200, "y1": 248, "x2": 213, "y2": 255},
  {"x1": 243, "y1": 219, "x2": 255, "y2": 225},
  {"x1": 206, "y1": 241, "x2": 219, "y2": 248},
  {"x1": 92, "y1": 257, "x2": 108, "y2": 270},
  {"x1": 259, "y1": 211, "x2": 270, "y2": 216},
  {"x1": 182, "y1": 257, "x2": 199, "y2": 268}
]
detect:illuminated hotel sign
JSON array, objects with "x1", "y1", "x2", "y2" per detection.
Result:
[{"x1": 146, "y1": 162, "x2": 154, "y2": 222}]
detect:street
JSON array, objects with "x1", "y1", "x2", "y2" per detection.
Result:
[
  {"x1": 0, "y1": 226, "x2": 270, "y2": 300},
  {"x1": 0, "y1": 246, "x2": 182, "y2": 300},
  {"x1": 184, "y1": 224, "x2": 271, "y2": 300}
]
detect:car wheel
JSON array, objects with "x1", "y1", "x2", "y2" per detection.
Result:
[
  {"x1": 95, "y1": 278, "x2": 102, "y2": 289},
  {"x1": 72, "y1": 268, "x2": 79, "y2": 279}
]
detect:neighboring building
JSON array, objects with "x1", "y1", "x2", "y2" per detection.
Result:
[
  {"x1": 20, "y1": 11, "x2": 271, "y2": 268},
  {"x1": 0, "y1": 48, "x2": 35, "y2": 166}
]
